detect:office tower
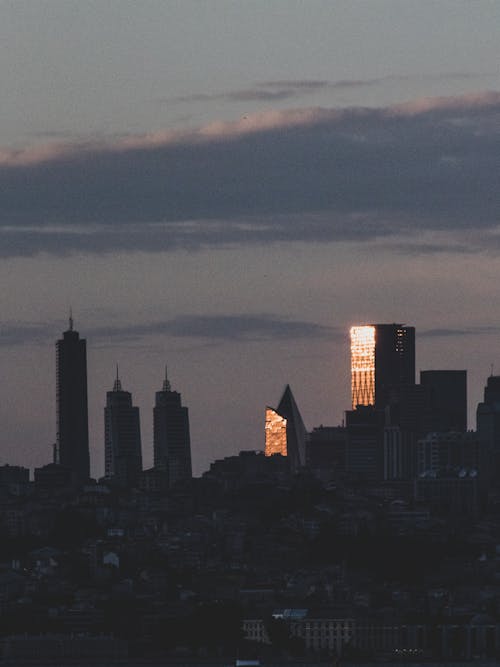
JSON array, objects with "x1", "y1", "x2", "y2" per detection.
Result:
[
  {"x1": 153, "y1": 368, "x2": 192, "y2": 488},
  {"x1": 265, "y1": 385, "x2": 307, "y2": 472},
  {"x1": 104, "y1": 370, "x2": 142, "y2": 487},
  {"x1": 383, "y1": 426, "x2": 417, "y2": 480},
  {"x1": 345, "y1": 405, "x2": 385, "y2": 482},
  {"x1": 420, "y1": 370, "x2": 467, "y2": 432},
  {"x1": 55, "y1": 314, "x2": 90, "y2": 485},
  {"x1": 476, "y1": 375, "x2": 500, "y2": 477},
  {"x1": 385, "y1": 383, "x2": 431, "y2": 434},
  {"x1": 307, "y1": 426, "x2": 347, "y2": 481},
  {"x1": 350, "y1": 323, "x2": 415, "y2": 409},
  {"x1": 417, "y1": 431, "x2": 481, "y2": 475}
]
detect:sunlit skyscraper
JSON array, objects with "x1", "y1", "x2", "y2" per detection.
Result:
[
  {"x1": 265, "y1": 385, "x2": 307, "y2": 472},
  {"x1": 350, "y1": 323, "x2": 415, "y2": 409},
  {"x1": 56, "y1": 314, "x2": 90, "y2": 485},
  {"x1": 350, "y1": 325, "x2": 376, "y2": 408}
]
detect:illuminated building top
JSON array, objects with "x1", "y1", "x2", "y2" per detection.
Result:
[
  {"x1": 265, "y1": 407, "x2": 288, "y2": 457},
  {"x1": 264, "y1": 385, "x2": 307, "y2": 472},
  {"x1": 350, "y1": 323, "x2": 416, "y2": 410},
  {"x1": 350, "y1": 325, "x2": 376, "y2": 408}
]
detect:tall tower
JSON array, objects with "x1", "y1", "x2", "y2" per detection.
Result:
[
  {"x1": 56, "y1": 313, "x2": 90, "y2": 485},
  {"x1": 104, "y1": 369, "x2": 142, "y2": 487},
  {"x1": 153, "y1": 368, "x2": 192, "y2": 488},
  {"x1": 477, "y1": 375, "x2": 500, "y2": 478},
  {"x1": 350, "y1": 323, "x2": 415, "y2": 409}
]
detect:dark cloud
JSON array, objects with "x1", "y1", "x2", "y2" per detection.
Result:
[
  {"x1": 421, "y1": 326, "x2": 500, "y2": 338},
  {"x1": 1, "y1": 315, "x2": 337, "y2": 347},
  {"x1": 169, "y1": 81, "x2": 331, "y2": 104},
  {"x1": 0, "y1": 322, "x2": 56, "y2": 346},
  {"x1": 170, "y1": 73, "x2": 481, "y2": 104},
  {"x1": 1, "y1": 91, "x2": 500, "y2": 257}
]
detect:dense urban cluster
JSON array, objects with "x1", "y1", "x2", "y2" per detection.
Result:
[{"x1": 1, "y1": 321, "x2": 500, "y2": 665}]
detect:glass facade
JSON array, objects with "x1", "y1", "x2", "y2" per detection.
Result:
[
  {"x1": 265, "y1": 407, "x2": 288, "y2": 457},
  {"x1": 350, "y1": 325, "x2": 376, "y2": 408}
]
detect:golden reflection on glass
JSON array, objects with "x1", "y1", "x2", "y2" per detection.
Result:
[
  {"x1": 265, "y1": 407, "x2": 288, "y2": 457},
  {"x1": 350, "y1": 325, "x2": 375, "y2": 408}
]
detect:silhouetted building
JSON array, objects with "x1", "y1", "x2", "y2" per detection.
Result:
[
  {"x1": 350, "y1": 323, "x2": 415, "y2": 409},
  {"x1": 0, "y1": 465, "x2": 30, "y2": 495},
  {"x1": 55, "y1": 315, "x2": 90, "y2": 485},
  {"x1": 415, "y1": 470, "x2": 480, "y2": 516},
  {"x1": 265, "y1": 385, "x2": 307, "y2": 472},
  {"x1": 34, "y1": 463, "x2": 72, "y2": 489},
  {"x1": 307, "y1": 426, "x2": 347, "y2": 479},
  {"x1": 153, "y1": 368, "x2": 192, "y2": 487},
  {"x1": 104, "y1": 370, "x2": 142, "y2": 487},
  {"x1": 345, "y1": 405, "x2": 385, "y2": 482},
  {"x1": 385, "y1": 383, "x2": 431, "y2": 435},
  {"x1": 384, "y1": 426, "x2": 417, "y2": 480},
  {"x1": 417, "y1": 431, "x2": 481, "y2": 475},
  {"x1": 0, "y1": 465, "x2": 29, "y2": 486},
  {"x1": 476, "y1": 374, "x2": 500, "y2": 478},
  {"x1": 420, "y1": 370, "x2": 467, "y2": 432}
]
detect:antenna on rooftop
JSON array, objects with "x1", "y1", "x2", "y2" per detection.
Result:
[
  {"x1": 163, "y1": 365, "x2": 171, "y2": 391},
  {"x1": 113, "y1": 364, "x2": 122, "y2": 391}
]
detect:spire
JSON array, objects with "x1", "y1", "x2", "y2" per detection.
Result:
[
  {"x1": 69, "y1": 307, "x2": 74, "y2": 331},
  {"x1": 162, "y1": 365, "x2": 171, "y2": 391},
  {"x1": 113, "y1": 364, "x2": 122, "y2": 392}
]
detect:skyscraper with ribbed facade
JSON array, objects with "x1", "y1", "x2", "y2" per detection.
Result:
[
  {"x1": 104, "y1": 370, "x2": 142, "y2": 487},
  {"x1": 350, "y1": 323, "x2": 415, "y2": 409},
  {"x1": 153, "y1": 369, "x2": 192, "y2": 488}
]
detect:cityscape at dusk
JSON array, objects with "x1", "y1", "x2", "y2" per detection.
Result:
[
  {"x1": 1, "y1": 1, "x2": 500, "y2": 478},
  {"x1": 2, "y1": 1, "x2": 500, "y2": 664}
]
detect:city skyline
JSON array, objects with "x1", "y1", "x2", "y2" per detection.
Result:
[
  {"x1": 1, "y1": 315, "x2": 494, "y2": 480},
  {"x1": 1, "y1": 2, "x2": 500, "y2": 476}
]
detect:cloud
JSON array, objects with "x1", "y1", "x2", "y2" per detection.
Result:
[
  {"x1": 0, "y1": 90, "x2": 500, "y2": 257},
  {"x1": 169, "y1": 72, "x2": 483, "y2": 104},
  {"x1": 0, "y1": 315, "x2": 337, "y2": 347},
  {"x1": 421, "y1": 326, "x2": 500, "y2": 339}
]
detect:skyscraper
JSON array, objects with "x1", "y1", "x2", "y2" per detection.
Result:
[
  {"x1": 420, "y1": 370, "x2": 467, "y2": 432},
  {"x1": 153, "y1": 368, "x2": 192, "y2": 488},
  {"x1": 56, "y1": 314, "x2": 90, "y2": 485},
  {"x1": 350, "y1": 323, "x2": 415, "y2": 409},
  {"x1": 476, "y1": 374, "x2": 500, "y2": 477},
  {"x1": 104, "y1": 369, "x2": 142, "y2": 487},
  {"x1": 265, "y1": 385, "x2": 307, "y2": 472}
]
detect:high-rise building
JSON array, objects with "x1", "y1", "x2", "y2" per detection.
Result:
[
  {"x1": 350, "y1": 323, "x2": 415, "y2": 409},
  {"x1": 345, "y1": 405, "x2": 385, "y2": 482},
  {"x1": 265, "y1": 385, "x2": 307, "y2": 472},
  {"x1": 56, "y1": 314, "x2": 90, "y2": 485},
  {"x1": 476, "y1": 374, "x2": 500, "y2": 477},
  {"x1": 420, "y1": 370, "x2": 467, "y2": 432},
  {"x1": 153, "y1": 368, "x2": 192, "y2": 488},
  {"x1": 307, "y1": 425, "x2": 347, "y2": 481},
  {"x1": 104, "y1": 370, "x2": 142, "y2": 487}
]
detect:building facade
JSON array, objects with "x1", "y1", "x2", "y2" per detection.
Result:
[
  {"x1": 55, "y1": 316, "x2": 90, "y2": 485},
  {"x1": 153, "y1": 369, "x2": 192, "y2": 487},
  {"x1": 350, "y1": 323, "x2": 415, "y2": 409},
  {"x1": 265, "y1": 385, "x2": 307, "y2": 472},
  {"x1": 420, "y1": 369, "x2": 467, "y2": 432},
  {"x1": 104, "y1": 371, "x2": 142, "y2": 487}
]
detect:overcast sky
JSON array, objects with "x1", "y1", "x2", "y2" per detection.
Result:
[{"x1": 1, "y1": 1, "x2": 500, "y2": 477}]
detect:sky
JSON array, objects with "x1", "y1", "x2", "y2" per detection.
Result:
[{"x1": 1, "y1": 1, "x2": 500, "y2": 477}]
